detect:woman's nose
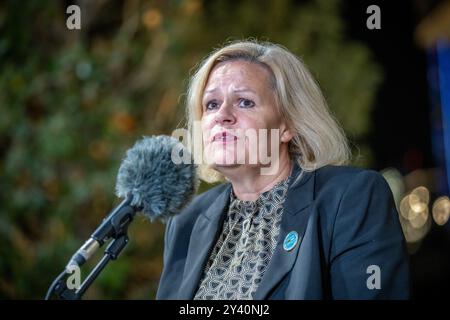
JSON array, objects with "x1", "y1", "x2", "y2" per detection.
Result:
[{"x1": 214, "y1": 103, "x2": 236, "y2": 125}]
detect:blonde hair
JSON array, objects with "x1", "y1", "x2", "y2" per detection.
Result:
[{"x1": 185, "y1": 40, "x2": 351, "y2": 183}]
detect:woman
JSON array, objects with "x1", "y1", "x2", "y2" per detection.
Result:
[{"x1": 156, "y1": 40, "x2": 409, "y2": 299}]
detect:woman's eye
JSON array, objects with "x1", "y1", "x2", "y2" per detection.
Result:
[
  {"x1": 205, "y1": 100, "x2": 219, "y2": 110},
  {"x1": 239, "y1": 99, "x2": 255, "y2": 108}
]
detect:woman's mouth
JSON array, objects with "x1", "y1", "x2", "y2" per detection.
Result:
[{"x1": 212, "y1": 132, "x2": 238, "y2": 143}]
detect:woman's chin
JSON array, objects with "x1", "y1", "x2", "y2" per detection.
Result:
[
  {"x1": 212, "y1": 162, "x2": 239, "y2": 169},
  {"x1": 210, "y1": 158, "x2": 239, "y2": 167},
  {"x1": 205, "y1": 152, "x2": 241, "y2": 167}
]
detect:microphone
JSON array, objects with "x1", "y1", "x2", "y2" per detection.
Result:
[{"x1": 65, "y1": 135, "x2": 198, "y2": 270}]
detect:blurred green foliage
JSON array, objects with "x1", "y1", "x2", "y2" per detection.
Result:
[{"x1": 0, "y1": 0, "x2": 381, "y2": 299}]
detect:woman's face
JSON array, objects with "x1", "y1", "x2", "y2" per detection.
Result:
[{"x1": 201, "y1": 60, "x2": 291, "y2": 169}]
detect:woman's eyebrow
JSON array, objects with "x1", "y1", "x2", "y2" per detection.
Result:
[
  {"x1": 203, "y1": 88, "x2": 256, "y2": 96},
  {"x1": 233, "y1": 89, "x2": 256, "y2": 94},
  {"x1": 204, "y1": 88, "x2": 217, "y2": 94}
]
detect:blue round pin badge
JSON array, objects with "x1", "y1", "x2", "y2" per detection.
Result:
[{"x1": 283, "y1": 231, "x2": 299, "y2": 251}]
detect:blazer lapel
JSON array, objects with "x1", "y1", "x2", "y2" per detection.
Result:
[
  {"x1": 253, "y1": 165, "x2": 315, "y2": 300},
  {"x1": 177, "y1": 184, "x2": 232, "y2": 299},
  {"x1": 177, "y1": 164, "x2": 316, "y2": 300}
]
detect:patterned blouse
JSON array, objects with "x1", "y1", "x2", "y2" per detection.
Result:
[{"x1": 193, "y1": 175, "x2": 291, "y2": 300}]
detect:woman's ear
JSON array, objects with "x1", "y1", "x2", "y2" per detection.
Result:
[
  {"x1": 281, "y1": 129, "x2": 294, "y2": 143},
  {"x1": 280, "y1": 123, "x2": 294, "y2": 143}
]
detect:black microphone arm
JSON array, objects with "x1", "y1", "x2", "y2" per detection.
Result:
[
  {"x1": 65, "y1": 194, "x2": 137, "y2": 269},
  {"x1": 45, "y1": 194, "x2": 137, "y2": 300}
]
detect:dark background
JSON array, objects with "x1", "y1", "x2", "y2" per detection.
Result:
[
  {"x1": 343, "y1": 0, "x2": 450, "y2": 299},
  {"x1": 0, "y1": 0, "x2": 448, "y2": 299}
]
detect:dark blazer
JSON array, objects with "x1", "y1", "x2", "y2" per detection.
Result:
[{"x1": 156, "y1": 163, "x2": 410, "y2": 299}]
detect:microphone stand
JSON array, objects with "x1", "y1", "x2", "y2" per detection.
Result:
[
  {"x1": 73, "y1": 235, "x2": 128, "y2": 299},
  {"x1": 52, "y1": 235, "x2": 129, "y2": 300},
  {"x1": 45, "y1": 197, "x2": 135, "y2": 300}
]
